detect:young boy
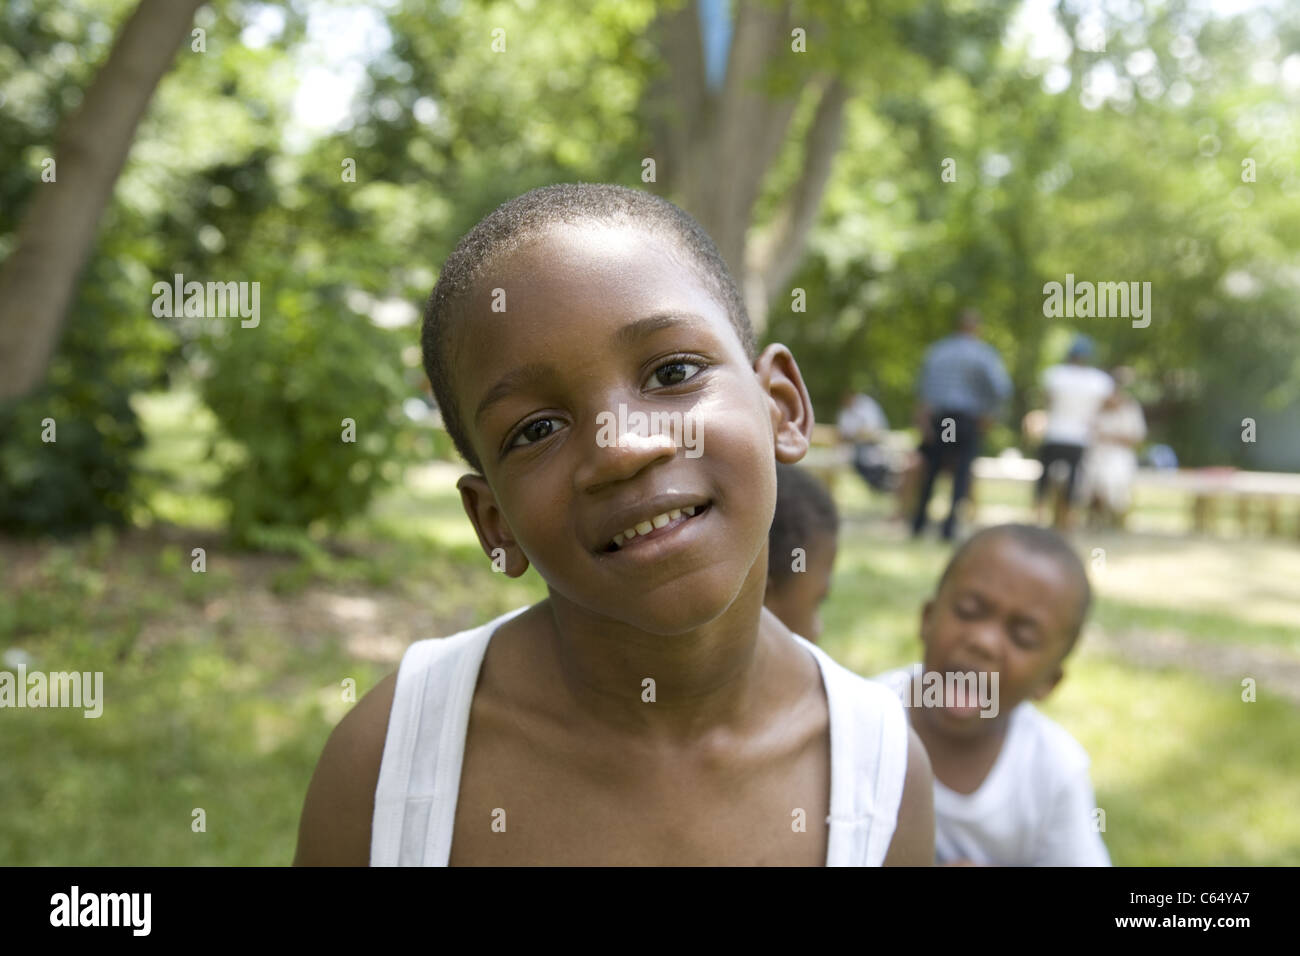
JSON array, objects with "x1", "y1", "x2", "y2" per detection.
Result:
[
  {"x1": 877, "y1": 524, "x2": 1110, "y2": 866},
  {"x1": 294, "y1": 183, "x2": 933, "y2": 866},
  {"x1": 764, "y1": 463, "x2": 839, "y2": 644}
]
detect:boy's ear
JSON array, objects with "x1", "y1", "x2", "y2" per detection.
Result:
[
  {"x1": 919, "y1": 598, "x2": 935, "y2": 645},
  {"x1": 1030, "y1": 663, "x2": 1065, "y2": 701},
  {"x1": 457, "y1": 473, "x2": 530, "y2": 578},
  {"x1": 753, "y1": 343, "x2": 813, "y2": 464}
]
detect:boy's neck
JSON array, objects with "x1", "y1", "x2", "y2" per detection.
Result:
[
  {"x1": 535, "y1": 569, "x2": 806, "y2": 743},
  {"x1": 908, "y1": 697, "x2": 1014, "y2": 794}
]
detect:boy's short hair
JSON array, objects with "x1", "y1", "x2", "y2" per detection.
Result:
[
  {"x1": 937, "y1": 524, "x2": 1092, "y2": 650},
  {"x1": 420, "y1": 183, "x2": 756, "y2": 472},
  {"x1": 767, "y1": 464, "x2": 839, "y2": 587}
]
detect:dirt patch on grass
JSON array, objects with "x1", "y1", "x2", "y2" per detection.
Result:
[{"x1": 1089, "y1": 626, "x2": 1300, "y2": 706}]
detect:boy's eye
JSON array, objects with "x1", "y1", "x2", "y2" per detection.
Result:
[
  {"x1": 510, "y1": 417, "x2": 565, "y2": 448},
  {"x1": 1010, "y1": 627, "x2": 1040, "y2": 650},
  {"x1": 650, "y1": 359, "x2": 703, "y2": 388}
]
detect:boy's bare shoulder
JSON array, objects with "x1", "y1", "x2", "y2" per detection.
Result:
[
  {"x1": 293, "y1": 671, "x2": 398, "y2": 867},
  {"x1": 883, "y1": 725, "x2": 935, "y2": 866}
]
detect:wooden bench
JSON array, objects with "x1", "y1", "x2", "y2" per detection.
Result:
[{"x1": 1133, "y1": 467, "x2": 1300, "y2": 538}]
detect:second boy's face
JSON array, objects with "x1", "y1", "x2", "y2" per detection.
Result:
[
  {"x1": 451, "y1": 222, "x2": 812, "y2": 635},
  {"x1": 918, "y1": 536, "x2": 1081, "y2": 735}
]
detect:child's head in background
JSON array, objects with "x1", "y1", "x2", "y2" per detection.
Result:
[
  {"x1": 420, "y1": 183, "x2": 815, "y2": 635},
  {"x1": 918, "y1": 523, "x2": 1090, "y2": 733},
  {"x1": 764, "y1": 464, "x2": 839, "y2": 643}
]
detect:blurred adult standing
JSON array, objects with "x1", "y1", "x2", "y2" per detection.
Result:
[
  {"x1": 910, "y1": 309, "x2": 1012, "y2": 541},
  {"x1": 1034, "y1": 336, "x2": 1114, "y2": 530}
]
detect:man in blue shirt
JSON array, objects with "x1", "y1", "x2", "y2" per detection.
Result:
[{"x1": 911, "y1": 309, "x2": 1012, "y2": 541}]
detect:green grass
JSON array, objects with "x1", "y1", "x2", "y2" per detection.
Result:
[
  {"x1": 1, "y1": 395, "x2": 1296, "y2": 864},
  {"x1": 826, "y1": 474, "x2": 1300, "y2": 864}
]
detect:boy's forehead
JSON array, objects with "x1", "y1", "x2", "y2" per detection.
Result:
[
  {"x1": 446, "y1": 221, "x2": 748, "y2": 434},
  {"x1": 450, "y1": 221, "x2": 741, "y2": 373},
  {"x1": 470, "y1": 222, "x2": 712, "y2": 316},
  {"x1": 946, "y1": 536, "x2": 1082, "y2": 621}
]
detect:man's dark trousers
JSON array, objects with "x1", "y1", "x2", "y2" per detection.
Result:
[{"x1": 911, "y1": 410, "x2": 981, "y2": 540}]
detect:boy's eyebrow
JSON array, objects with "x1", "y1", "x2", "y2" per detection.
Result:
[
  {"x1": 474, "y1": 361, "x2": 553, "y2": 425},
  {"x1": 612, "y1": 311, "x2": 707, "y2": 348}
]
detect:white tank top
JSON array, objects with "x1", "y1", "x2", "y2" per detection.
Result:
[{"x1": 371, "y1": 607, "x2": 910, "y2": 866}]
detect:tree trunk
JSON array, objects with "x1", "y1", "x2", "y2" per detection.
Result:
[
  {"x1": 647, "y1": 0, "x2": 848, "y2": 337},
  {"x1": 746, "y1": 74, "x2": 850, "y2": 325},
  {"x1": 0, "y1": 0, "x2": 206, "y2": 400}
]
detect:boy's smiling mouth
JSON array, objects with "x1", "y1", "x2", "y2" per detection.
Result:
[{"x1": 596, "y1": 498, "x2": 712, "y2": 554}]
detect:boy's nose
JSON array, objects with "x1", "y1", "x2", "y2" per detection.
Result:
[
  {"x1": 574, "y1": 411, "x2": 678, "y2": 491},
  {"x1": 958, "y1": 622, "x2": 1002, "y2": 665}
]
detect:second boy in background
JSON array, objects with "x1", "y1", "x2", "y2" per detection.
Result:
[
  {"x1": 765, "y1": 463, "x2": 839, "y2": 644},
  {"x1": 764, "y1": 479, "x2": 1109, "y2": 866},
  {"x1": 878, "y1": 524, "x2": 1110, "y2": 866}
]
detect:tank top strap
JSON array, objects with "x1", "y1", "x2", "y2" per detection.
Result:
[
  {"x1": 798, "y1": 638, "x2": 910, "y2": 866},
  {"x1": 370, "y1": 607, "x2": 527, "y2": 866}
]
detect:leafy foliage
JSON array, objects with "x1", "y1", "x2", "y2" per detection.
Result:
[{"x1": 197, "y1": 276, "x2": 412, "y2": 546}]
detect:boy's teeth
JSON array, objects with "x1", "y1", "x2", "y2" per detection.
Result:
[{"x1": 612, "y1": 508, "x2": 698, "y2": 549}]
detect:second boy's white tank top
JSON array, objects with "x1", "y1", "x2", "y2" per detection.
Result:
[{"x1": 371, "y1": 607, "x2": 910, "y2": 866}]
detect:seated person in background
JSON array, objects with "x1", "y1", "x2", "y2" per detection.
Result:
[
  {"x1": 876, "y1": 524, "x2": 1111, "y2": 866},
  {"x1": 837, "y1": 389, "x2": 893, "y2": 493},
  {"x1": 1079, "y1": 367, "x2": 1147, "y2": 530},
  {"x1": 764, "y1": 463, "x2": 839, "y2": 644}
]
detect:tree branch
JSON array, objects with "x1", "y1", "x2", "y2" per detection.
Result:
[
  {"x1": 684, "y1": 0, "x2": 802, "y2": 279},
  {"x1": 747, "y1": 74, "x2": 850, "y2": 320}
]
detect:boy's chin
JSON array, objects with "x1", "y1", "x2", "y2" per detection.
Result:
[
  {"x1": 923, "y1": 697, "x2": 1015, "y2": 735},
  {"x1": 571, "y1": 575, "x2": 754, "y2": 637},
  {"x1": 920, "y1": 707, "x2": 988, "y2": 737},
  {"x1": 604, "y1": 592, "x2": 739, "y2": 636}
]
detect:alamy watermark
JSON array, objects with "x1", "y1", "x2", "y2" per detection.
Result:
[
  {"x1": 892, "y1": 669, "x2": 1000, "y2": 718},
  {"x1": 151, "y1": 273, "x2": 260, "y2": 327},
  {"x1": 595, "y1": 403, "x2": 703, "y2": 458},
  {"x1": 1042, "y1": 273, "x2": 1151, "y2": 328},
  {"x1": 50, "y1": 886, "x2": 150, "y2": 936},
  {"x1": 0, "y1": 665, "x2": 103, "y2": 718}
]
